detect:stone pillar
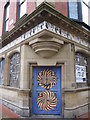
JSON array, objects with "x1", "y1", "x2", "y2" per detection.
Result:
[
  {"x1": 64, "y1": 43, "x2": 75, "y2": 89},
  {"x1": 4, "y1": 55, "x2": 10, "y2": 86},
  {"x1": 87, "y1": 55, "x2": 90, "y2": 86},
  {"x1": 87, "y1": 54, "x2": 90, "y2": 113},
  {"x1": 20, "y1": 44, "x2": 29, "y2": 89}
]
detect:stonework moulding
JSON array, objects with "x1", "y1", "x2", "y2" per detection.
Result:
[
  {"x1": 29, "y1": 37, "x2": 64, "y2": 58},
  {"x1": 1, "y1": 2, "x2": 90, "y2": 48}
]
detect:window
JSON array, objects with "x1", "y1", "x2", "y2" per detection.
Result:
[
  {"x1": 68, "y1": 2, "x2": 78, "y2": 19},
  {"x1": 68, "y1": 1, "x2": 82, "y2": 21},
  {"x1": 18, "y1": 0, "x2": 26, "y2": 19},
  {"x1": 81, "y1": 0, "x2": 90, "y2": 25},
  {"x1": 0, "y1": 59, "x2": 4, "y2": 85},
  {"x1": 4, "y1": 2, "x2": 10, "y2": 32},
  {"x1": 75, "y1": 53, "x2": 88, "y2": 83},
  {"x1": 10, "y1": 53, "x2": 20, "y2": 87}
]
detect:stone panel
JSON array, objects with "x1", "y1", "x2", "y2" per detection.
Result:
[{"x1": 64, "y1": 104, "x2": 88, "y2": 118}]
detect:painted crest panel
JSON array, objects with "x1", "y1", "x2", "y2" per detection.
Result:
[{"x1": 32, "y1": 66, "x2": 62, "y2": 115}]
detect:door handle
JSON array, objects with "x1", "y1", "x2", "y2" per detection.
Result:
[{"x1": 29, "y1": 90, "x2": 32, "y2": 97}]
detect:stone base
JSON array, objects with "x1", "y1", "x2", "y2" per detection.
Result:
[
  {"x1": 64, "y1": 104, "x2": 89, "y2": 118},
  {"x1": 0, "y1": 98, "x2": 89, "y2": 118},
  {"x1": 0, "y1": 99, "x2": 30, "y2": 117}
]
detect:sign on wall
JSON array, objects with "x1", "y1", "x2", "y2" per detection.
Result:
[{"x1": 76, "y1": 65, "x2": 86, "y2": 82}]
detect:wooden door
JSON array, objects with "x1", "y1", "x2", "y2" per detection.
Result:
[{"x1": 32, "y1": 66, "x2": 62, "y2": 115}]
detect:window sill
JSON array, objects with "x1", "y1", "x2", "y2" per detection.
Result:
[
  {"x1": 64, "y1": 86, "x2": 90, "y2": 92},
  {"x1": 0, "y1": 85, "x2": 30, "y2": 92}
]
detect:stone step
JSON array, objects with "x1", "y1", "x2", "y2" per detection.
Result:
[{"x1": 18, "y1": 118, "x2": 75, "y2": 120}]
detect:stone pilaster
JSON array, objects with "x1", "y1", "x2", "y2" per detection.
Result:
[
  {"x1": 4, "y1": 55, "x2": 10, "y2": 86},
  {"x1": 19, "y1": 44, "x2": 29, "y2": 89}
]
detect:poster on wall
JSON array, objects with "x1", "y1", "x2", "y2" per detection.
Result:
[{"x1": 76, "y1": 65, "x2": 86, "y2": 83}]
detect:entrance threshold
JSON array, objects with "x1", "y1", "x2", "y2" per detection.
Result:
[{"x1": 31, "y1": 115, "x2": 62, "y2": 118}]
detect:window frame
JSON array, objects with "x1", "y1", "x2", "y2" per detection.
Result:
[
  {"x1": 75, "y1": 52, "x2": 88, "y2": 85},
  {"x1": 18, "y1": 0, "x2": 26, "y2": 19},
  {"x1": 81, "y1": 0, "x2": 90, "y2": 25},
  {"x1": 4, "y1": 2, "x2": 10, "y2": 32},
  {"x1": 67, "y1": 1, "x2": 82, "y2": 21}
]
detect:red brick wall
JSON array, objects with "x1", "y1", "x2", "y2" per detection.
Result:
[
  {"x1": 0, "y1": 2, "x2": 5, "y2": 36},
  {"x1": 0, "y1": 0, "x2": 36, "y2": 36},
  {"x1": 0, "y1": 1, "x2": 18, "y2": 34},
  {"x1": 55, "y1": 1, "x2": 68, "y2": 17},
  {"x1": 27, "y1": 1, "x2": 36, "y2": 15},
  {"x1": 9, "y1": 0, "x2": 18, "y2": 31},
  {"x1": 0, "y1": 0, "x2": 68, "y2": 36}
]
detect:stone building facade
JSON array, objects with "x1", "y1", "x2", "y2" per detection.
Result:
[{"x1": 0, "y1": 0, "x2": 90, "y2": 118}]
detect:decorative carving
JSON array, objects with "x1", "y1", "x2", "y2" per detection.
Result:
[
  {"x1": 1, "y1": 21, "x2": 89, "y2": 54},
  {"x1": 37, "y1": 69, "x2": 57, "y2": 111},
  {"x1": 38, "y1": 69, "x2": 57, "y2": 89},
  {"x1": 29, "y1": 39, "x2": 63, "y2": 58},
  {"x1": 37, "y1": 90, "x2": 57, "y2": 111}
]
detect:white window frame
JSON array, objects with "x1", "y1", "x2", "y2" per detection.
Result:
[
  {"x1": 81, "y1": 0, "x2": 90, "y2": 25},
  {"x1": 4, "y1": 2, "x2": 9, "y2": 32},
  {"x1": 18, "y1": 0, "x2": 27, "y2": 18}
]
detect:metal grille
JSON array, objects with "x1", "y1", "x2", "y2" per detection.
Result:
[
  {"x1": 10, "y1": 53, "x2": 20, "y2": 87},
  {"x1": 75, "y1": 53, "x2": 87, "y2": 66},
  {"x1": 75, "y1": 52, "x2": 88, "y2": 83},
  {"x1": 0, "y1": 59, "x2": 4, "y2": 85}
]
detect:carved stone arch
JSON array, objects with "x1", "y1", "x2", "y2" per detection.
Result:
[
  {"x1": 0, "y1": 57, "x2": 5, "y2": 61},
  {"x1": 0, "y1": 55, "x2": 5, "y2": 60},
  {"x1": 75, "y1": 49, "x2": 90, "y2": 58},
  {"x1": 7, "y1": 50, "x2": 20, "y2": 59}
]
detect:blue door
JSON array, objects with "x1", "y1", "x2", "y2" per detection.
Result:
[{"x1": 32, "y1": 66, "x2": 62, "y2": 115}]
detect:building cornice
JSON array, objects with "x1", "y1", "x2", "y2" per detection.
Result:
[{"x1": 1, "y1": 2, "x2": 90, "y2": 47}]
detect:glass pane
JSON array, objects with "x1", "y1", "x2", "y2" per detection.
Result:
[
  {"x1": 20, "y1": 0, "x2": 26, "y2": 18},
  {"x1": 5, "y1": 4, "x2": 9, "y2": 20},
  {"x1": 82, "y1": 1, "x2": 88, "y2": 25},
  {"x1": 5, "y1": 20, "x2": 9, "y2": 31},
  {"x1": 0, "y1": 59, "x2": 4, "y2": 85},
  {"x1": 19, "y1": 0, "x2": 25, "y2": 4},
  {"x1": 83, "y1": 0, "x2": 89, "y2": 4},
  {"x1": 69, "y1": 2, "x2": 78, "y2": 19}
]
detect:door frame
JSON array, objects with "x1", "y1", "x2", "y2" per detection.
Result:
[{"x1": 29, "y1": 63, "x2": 64, "y2": 117}]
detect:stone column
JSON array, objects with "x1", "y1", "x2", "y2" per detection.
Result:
[
  {"x1": 19, "y1": 44, "x2": 29, "y2": 89},
  {"x1": 87, "y1": 53, "x2": 90, "y2": 112},
  {"x1": 4, "y1": 55, "x2": 10, "y2": 86},
  {"x1": 64, "y1": 43, "x2": 76, "y2": 89},
  {"x1": 87, "y1": 55, "x2": 90, "y2": 86}
]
